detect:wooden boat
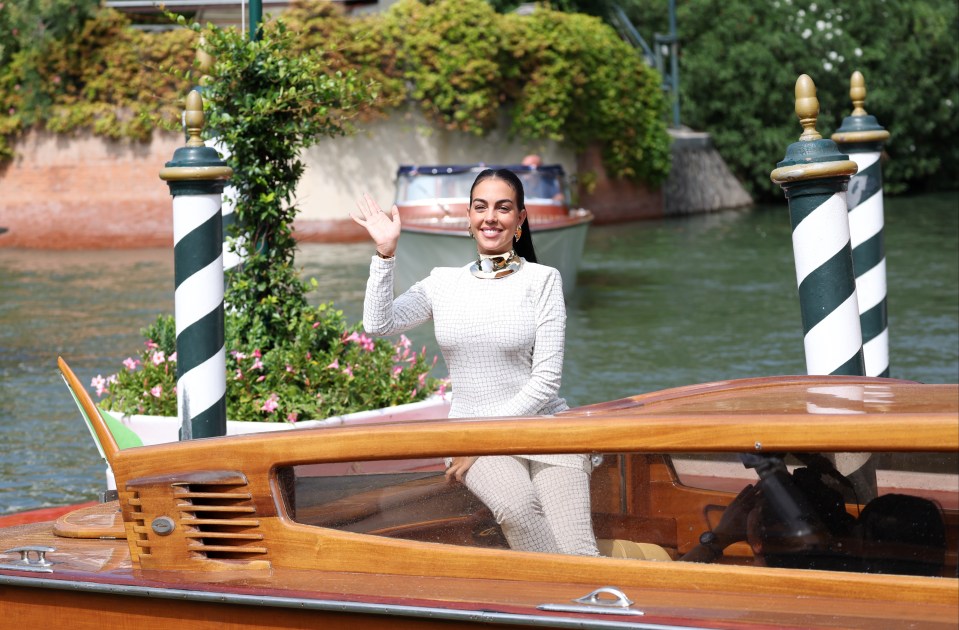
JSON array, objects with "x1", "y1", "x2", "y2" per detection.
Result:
[
  {"x1": 0, "y1": 357, "x2": 956, "y2": 628},
  {"x1": 393, "y1": 164, "x2": 594, "y2": 296}
]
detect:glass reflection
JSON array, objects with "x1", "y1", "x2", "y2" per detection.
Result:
[{"x1": 285, "y1": 450, "x2": 956, "y2": 579}]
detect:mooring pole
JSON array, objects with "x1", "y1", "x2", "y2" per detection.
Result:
[
  {"x1": 771, "y1": 75, "x2": 877, "y2": 502},
  {"x1": 832, "y1": 71, "x2": 891, "y2": 377},
  {"x1": 771, "y1": 75, "x2": 863, "y2": 376},
  {"x1": 159, "y1": 90, "x2": 232, "y2": 440},
  {"x1": 249, "y1": 0, "x2": 262, "y2": 41}
]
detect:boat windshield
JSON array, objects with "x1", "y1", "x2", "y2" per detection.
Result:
[
  {"x1": 283, "y1": 450, "x2": 957, "y2": 580},
  {"x1": 395, "y1": 166, "x2": 569, "y2": 205}
]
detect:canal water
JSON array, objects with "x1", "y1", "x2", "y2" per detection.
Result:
[{"x1": 1, "y1": 192, "x2": 956, "y2": 513}]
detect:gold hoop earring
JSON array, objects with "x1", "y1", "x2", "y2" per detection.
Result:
[{"x1": 514, "y1": 226, "x2": 522, "y2": 241}]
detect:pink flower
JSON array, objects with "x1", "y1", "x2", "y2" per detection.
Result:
[
  {"x1": 231, "y1": 350, "x2": 247, "y2": 360},
  {"x1": 234, "y1": 369, "x2": 244, "y2": 380},
  {"x1": 90, "y1": 374, "x2": 107, "y2": 397},
  {"x1": 327, "y1": 359, "x2": 339, "y2": 370},
  {"x1": 106, "y1": 374, "x2": 118, "y2": 385},
  {"x1": 286, "y1": 412, "x2": 298, "y2": 423},
  {"x1": 342, "y1": 365, "x2": 354, "y2": 377},
  {"x1": 418, "y1": 373, "x2": 426, "y2": 386},
  {"x1": 253, "y1": 348, "x2": 262, "y2": 358},
  {"x1": 436, "y1": 378, "x2": 450, "y2": 399},
  {"x1": 145, "y1": 340, "x2": 159, "y2": 349},
  {"x1": 346, "y1": 331, "x2": 375, "y2": 352},
  {"x1": 285, "y1": 364, "x2": 294, "y2": 373},
  {"x1": 151, "y1": 351, "x2": 166, "y2": 366},
  {"x1": 392, "y1": 366, "x2": 403, "y2": 378},
  {"x1": 256, "y1": 375, "x2": 265, "y2": 382},
  {"x1": 150, "y1": 385, "x2": 163, "y2": 398},
  {"x1": 312, "y1": 322, "x2": 320, "y2": 329},
  {"x1": 251, "y1": 357, "x2": 264, "y2": 370},
  {"x1": 261, "y1": 393, "x2": 279, "y2": 413},
  {"x1": 399, "y1": 334, "x2": 412, "y2": 350},
  {"x1": 122, "y1": 357, "x2": 139, "y2": 370},
  {"x1": 168, "y1": 352, "x2": 177, "y2": 363}
]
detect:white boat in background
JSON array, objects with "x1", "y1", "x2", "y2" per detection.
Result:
[{"x1": 393, "y1": 164, "x2": 594, "y2": 296}]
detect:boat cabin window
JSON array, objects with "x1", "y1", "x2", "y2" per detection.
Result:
[
  {"x1": 394, "y1": 169, "x2": 569, "y2": 204},
  {"x1": 283, "y1": 450, "x2": 957, "y2": 580}
]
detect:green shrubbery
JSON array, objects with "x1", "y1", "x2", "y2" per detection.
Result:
[
  {"x1": 92, "y1": 17, "x2": 442, "y2": 422},
  {"x1": 98, "y1": 307, "x2": 443, "y2": 423},
  {"x1": 676, "y1": 0, "x2": 958, "y2": 199},
  {"x1": 0, "y1": 0, "x2": 670, "y2": 185}
]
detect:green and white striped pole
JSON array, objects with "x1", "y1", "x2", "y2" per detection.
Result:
[
  {"x1": 159, "y1": 90, "x2": 233, "y2": 440},
  {"x1": 832, "y1": 71, "x2": 891, "y2": 377},
  {"x1": 771, "y1": 75, "x2": 863, "y2": 377},
  {"x1": 771, "y1": 75, "x2": 876, "y2": 502}
]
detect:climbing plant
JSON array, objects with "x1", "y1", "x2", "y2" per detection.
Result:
[{"x1": 0, "y1": 0, "x2": 672, "y2": 187}]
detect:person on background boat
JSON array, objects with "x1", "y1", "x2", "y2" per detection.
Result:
[
  {"x1": 350, "y1": 168, "x2": 599, "y2": 557},
  {"x1": 520, "y1": 154, "x2": 564, "y2": 202}
]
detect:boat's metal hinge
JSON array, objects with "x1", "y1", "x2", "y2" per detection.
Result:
[
  {"x1": 1, "y1": 545, "x2": 56, "y2": 573},
  {"x1": 537, "y1": 586, "x2": 644, "y2": 616}
]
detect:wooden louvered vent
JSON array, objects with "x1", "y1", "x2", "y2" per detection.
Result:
[
  {"x1": 124, "y1": 470, "x2": 271, "y2": 571},
  {"x1": 175, "y1": 477, "x2": 267, "y2": 560}
]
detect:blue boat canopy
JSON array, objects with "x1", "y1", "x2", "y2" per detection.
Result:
[{"x1": 396, "y1": 164, "x2": 566, "y2": 176}]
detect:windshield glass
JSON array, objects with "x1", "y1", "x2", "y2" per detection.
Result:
[
  {"x1": 395, "y1": 167, "x2": 568, "y2": 204},
  {"x1": 284, "y1": 450, "x2": 957, "y2": 579}
]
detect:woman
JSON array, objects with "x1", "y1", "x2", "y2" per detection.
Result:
[{"x1": 351, "y1": 168, "x2": 599, "y2": 556}]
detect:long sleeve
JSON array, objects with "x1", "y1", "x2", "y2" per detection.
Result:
[
  {"x1": 363, "y1": 255, "x2": 434, "y2": 337},
  {"x1": 491, "y1": 268, "x2": 566, "y2": 417}
]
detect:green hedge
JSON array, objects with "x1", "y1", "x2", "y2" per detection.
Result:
[
  {"x1": 0, "y1": 0, "x2": 670, "y2": 187},
  {"x1": 676, "y1": 0, "x2": 958, "y2": 199}
]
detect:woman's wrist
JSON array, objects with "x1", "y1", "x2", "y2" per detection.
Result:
[{"x1": 375, "y1": 249, "x2": 395, "y2": 259}]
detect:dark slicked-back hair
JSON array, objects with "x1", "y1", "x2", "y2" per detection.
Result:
[{"x1": 469, "y1": 168, "x2": 538, "y2": 263}]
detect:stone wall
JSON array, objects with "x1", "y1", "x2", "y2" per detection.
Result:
[
  {"x1": 0, "y1": 110, "x2": 750, "y2": 250},
  {"x1": 664, "y1": 128, "x2": 752, "y2": 216}
]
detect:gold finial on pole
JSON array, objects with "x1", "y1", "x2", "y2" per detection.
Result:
[
  {"x1": 184, "y1": 90, "x2": 205, "y2": 148},
  {"x1": 795, "y1": 74, "x2": 822, "y2": 141},
  {"x1": 196, "y1": 34, "x2": 214, "y2": 86},
  {"x1": 850, "y1": 70, "x2": 867, "y2": 116}
]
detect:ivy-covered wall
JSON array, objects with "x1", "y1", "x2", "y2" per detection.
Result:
[{"x1": 0, "y1": 0, "x2": 671, "y2": 188}]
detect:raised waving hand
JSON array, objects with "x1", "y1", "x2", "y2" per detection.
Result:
[{"x1": 350, "y1": 193, "x2": 401, "y2": 258}]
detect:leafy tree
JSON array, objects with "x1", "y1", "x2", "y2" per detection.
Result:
[{"x1": 677, "y1": 0, "x2": 959, "y2": 198}]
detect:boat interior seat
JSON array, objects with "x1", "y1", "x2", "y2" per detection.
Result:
[{"x1": 597, "y1": 539, "x2": 673, "y2": 561}]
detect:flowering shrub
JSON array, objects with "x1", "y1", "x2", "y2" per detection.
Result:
[
  {"x1": 95, "y1": 303, "x2": 446, "y2": 423},
  {"x1": 88, "y1": 15, "x2": 445, "y2": 424}
]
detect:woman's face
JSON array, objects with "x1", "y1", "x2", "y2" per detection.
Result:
[{"x1": 468, "y1": 178, "x2": 527, "y2": 256}]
